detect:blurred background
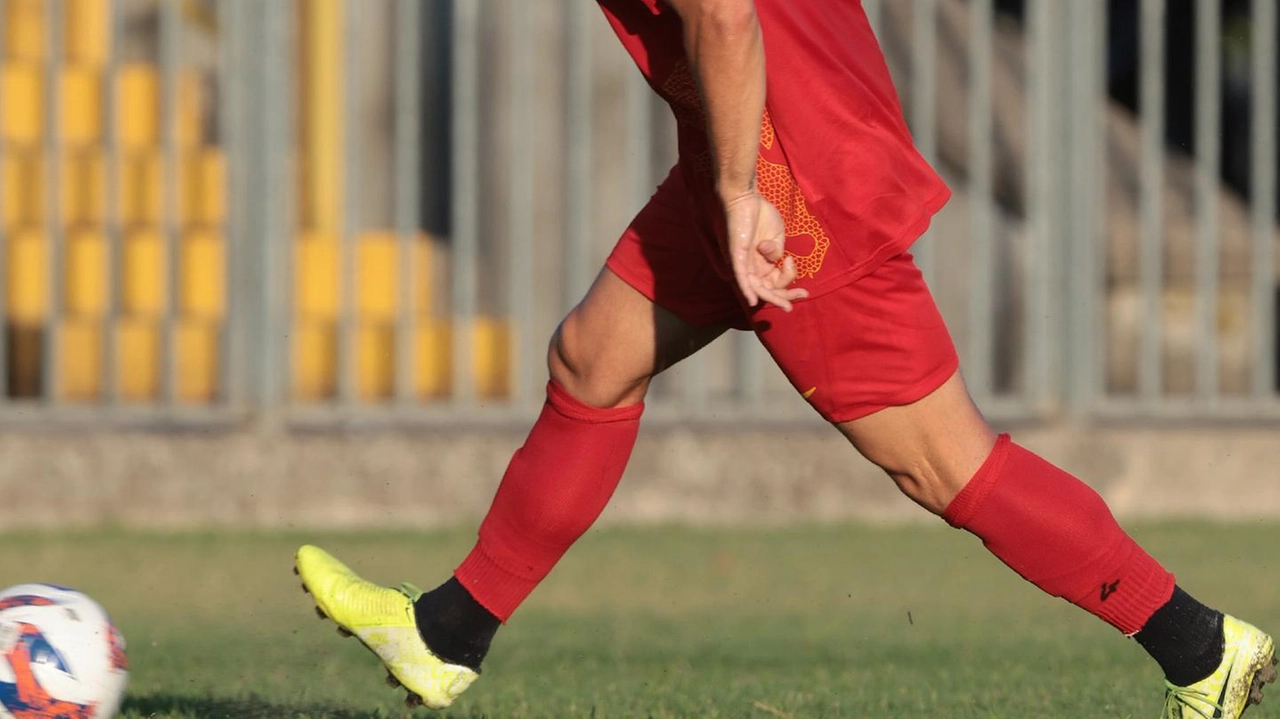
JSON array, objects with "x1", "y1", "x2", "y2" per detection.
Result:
[{"x1": 0, "y1": 0, "x2": 1277, "y2": 529}]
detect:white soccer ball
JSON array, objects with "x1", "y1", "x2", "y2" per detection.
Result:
[{"x1": 0, "y1": 584, "x2": 128, "y2": 719}]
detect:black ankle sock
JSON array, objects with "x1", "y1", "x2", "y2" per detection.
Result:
[
  {"x1": 414, "y1": 577, "x2": 500, "y2": 672},
  {"x1": 1134, "y1": 585, "x2": 1224, "y2": 686}
]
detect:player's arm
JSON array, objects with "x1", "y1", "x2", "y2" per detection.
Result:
[
  {"x1": 663, "y1": 0, "x2": 807, "y2": 311},
  {"x1": 664, "y1": 0, "x2": 763, "y2": 199}
]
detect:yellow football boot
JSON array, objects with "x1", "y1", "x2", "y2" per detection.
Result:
[
  {"x1": 1162, "y1": 615, "x2": 1277, "y2": 718},
  {"x1": 294, "y1": 544, "x2": 478, "y2": 709}
]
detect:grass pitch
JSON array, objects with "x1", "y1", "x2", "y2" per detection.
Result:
[{"x1": 2, "y1": 523, "x2": 1278, "y2": 718}]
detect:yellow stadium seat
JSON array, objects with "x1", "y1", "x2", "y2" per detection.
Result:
[
  {"x1": 356, "y1": 322, "x2": 395, "y2": 401},
  {"x1": 2, "y1": 63, "x2": 43, "y2": 145},
  {"x1": 182, "y1": 149, "x2": 226, "y2": 228},
  {"x1": 4, "y1": 0, "x2": 44, "y2": 62},
  {"x1": 300, "y1": 0, "x2": 344, "y2": 233},
  {"x1": 6, "y1": 230, "x2": 46, "y2": 325},
  {"x1": 295, "y1": 234, "x2": 340, "y2": 320},
  {"x1": 294, "y1": 232, "x2": 435, "y2": 324},
  {"x1": 292, "y1": 320, "x2": 337, "y2": 401},
  {"x1": 64, "y1": 149, "x2": 107, "y2": 226},
  {"x1": 1, "y1": 65, "x2": 108, "y2": 146},
  {"x1": 176, "y1": 319, "x2": 219, "y2": 402},
  {"x1": 0, "y1": 154, "x2": 15, "y2": 228},
  {"x1": 65, "y1": 0, "x2": 110, "y2": 66},
  {"x1": 64, "y1": 229, "x2": 106, "y2": 317},
  {"x1": 59, "y1": 318, "x2": 102, "y2": 401},
  {"x1": 123, "y1": 229, "x2": 166, "y2": 317},
  {"x1": 118, "y1": 65, "x2": 158, "y2": 149},
  {"x1": 1, "y1": 150, "x2": 41, "y2": 229},
  {"x1": 357, "y1": 230, "x2": 435, "y2": 316},
  {"x1": 3, "y1": 150, "x2": 111, "y2": 228},
  {"x1": 473, "y1": 316, "x2": 511, "y2": 399},
  {"x1": 415, "y1": 318, "x2": 450, "y2": 399},
  {"x1": 180, "y1": 230, "x2": 224, "y2": 320},
  {"x1": 357, "y1": 233, "x2": 398, "y2": 322},
  {"x1": 117, "y1": 64, "x2": 203, "y2": 150},
  {"x1": 61, "y1": 66, "x2": 103, "y2": 145},
  {"x1": 116, "y1": 318, "x2": 159, "y2": 401},
  {"x1": 409, "y1": 316, "x2": 511, "y2": 400},
  {"x1": 121, "y1": 151, "x2": 161, "y2": 227}
]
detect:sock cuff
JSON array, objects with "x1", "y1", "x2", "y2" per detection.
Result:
[
  {"x1": 547, "y1": 380, "x2": 645, "y2": 423},
  {"x1": 942, "y1": 433, "x2": 1012, "y2": 528},
  {"x1": 1101, "y1": 547, "x2": 1177, "y2": 636},
  {"x1": 455, "y1": 542, "x2": 536, "y2": 623}
]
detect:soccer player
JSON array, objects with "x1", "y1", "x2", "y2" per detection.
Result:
[{"x1": 294, "y1": 1, "x2": 1276, "y2": 716}]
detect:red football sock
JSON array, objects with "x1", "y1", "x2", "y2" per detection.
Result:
[
  {"x1": 943, "y1": 434, "x2": 1175, "y2": 634},
  {"x1": 455, "y1": 380, "x2": 643, "y2": 621}
]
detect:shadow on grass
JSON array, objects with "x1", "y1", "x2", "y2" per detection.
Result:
[{"x1": 123, "y1": 693, "x2": 496, "y2": 719}]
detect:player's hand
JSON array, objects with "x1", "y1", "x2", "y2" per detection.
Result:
[{"x1": 722, "y1": 191, "x2": 810, "y2": 312}]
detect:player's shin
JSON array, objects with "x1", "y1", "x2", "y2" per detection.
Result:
[
  {"x1": 942, "y1": 434, "x2": 1175, "y2": 635},
  {"x1": 940, "y1": 434, "x2": 1237, "y2": 687},
  {"x1": 415, "y1": 379, "x2": 643, "y2": 667}
]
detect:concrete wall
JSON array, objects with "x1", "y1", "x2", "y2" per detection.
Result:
[{"x1": 4, "y1": 424, "x2": 1279, "y2": 530}]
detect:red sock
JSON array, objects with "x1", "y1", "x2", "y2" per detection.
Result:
[
  {"x1": 943, "y1": 434, "x2": 1175, "y2": 634},
  {"x1": 455, "y1": 380, "x2": 643, "y2": 621}
]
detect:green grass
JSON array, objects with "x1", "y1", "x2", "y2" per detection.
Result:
[{"x1": 2, "y1": 523, "x2": 1279, "y2": 718}]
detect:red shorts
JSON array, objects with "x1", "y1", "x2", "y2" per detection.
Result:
[{"x1": 606, "y1": 169, "x2": 959, "y2": 424}]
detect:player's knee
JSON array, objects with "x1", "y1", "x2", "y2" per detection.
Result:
[
  {"x1": 881, "y1": 464, "x2": 954, "y2": 516},
  {"x1": 547, "y1": 317, "x2": 649, "y2": 409},
  {"x1": 845, "y1": 429, "x2": 996, "y2": 516}
]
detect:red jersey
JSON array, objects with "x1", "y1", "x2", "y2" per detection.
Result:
[{"x1": 596, "y1": 0, "x2": 950, "y2": 296}]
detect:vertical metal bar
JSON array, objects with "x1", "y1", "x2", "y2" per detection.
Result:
[
  {"x1": 104, "y1": 0, "x2": 123, "y2": 405},
  {"x1": 736, "y1": 332, "x2": 763, "y2": 411},
  {"x1": 507, "y1": 1, "x2": 536, "y2": 406},
  {"x1": 1065, "y1": 0, "x2": 1104, "y2": 416},
  {"x1": 910, "y1": 0, "x2": 937, "y2": 282},
  {"x1": 967, "y1": 0, "x2": 995, "y2": 399},
  {"x1": 863, "y1": 0, "x2": 882, "y2": 38},
  {"x1": 1253, "y1": 0, "x2": 1278, "y2": 400},
  {"x1": 338, "y1": 0, "x2": 358, "y2": 406},
  {"x1": 450, "y1": 0, "x2": 480, "y2": 406},
  {"x1": 1139, "y1": 0, "x2": 1165, "y2": 404},
  {"x1": 1026, "y1": 0, "x2": 1061, "y2": 414},
  {"x1": 679, "y1": 339, "x2": 709, "y2": 412},
  {"x1": 563, "y1": 0, "x2": 593, "y2": 309},
  {"x1": 217, "y1": 0, "x2": 244, "y2": 406},
  {"x1": 259, "y1": 0, "x2": 292, "y2": 413},
  {"x1": 1193, "y1": 0, "x2": 1220, "y2": 404},
  {"x1": 0, "y1": 0, "x2": 8, "y2": 405},
  {"x1": 42, "y1": 0, "x2": 65, "y2": 404},
  {"x1": 278, "y1": 1, "x2": 297, "y2": 415},
  {"x1": 243, "y1": 2, "x2": 265, "y2": 408},
  {"x1": 160, "y1": 0, "x2": 180, "y2": 406},
  {"x1": 1087, "y1": 0, "x2": 1108, "y2": 413},
  {"x1": 394, "y1": 0, "x2": 422, "y2": 404}
]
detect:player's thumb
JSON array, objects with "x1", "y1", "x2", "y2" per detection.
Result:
[{"x1": 757, "y1": 239, "x2": 785, "y2": 263}]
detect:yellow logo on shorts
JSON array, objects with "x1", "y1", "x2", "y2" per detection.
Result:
[{"x1": 802, "y1": 387, "x2": 818, "y2": 400}]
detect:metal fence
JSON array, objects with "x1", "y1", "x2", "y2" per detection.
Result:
[{"x1": 0, "y1": 0, "x2": 1276, "y2": 428}]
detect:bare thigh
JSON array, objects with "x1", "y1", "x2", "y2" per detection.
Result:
[
  {"x1": 836, "y1": 370, "x2": 998, "y2": 515},
  {"x1": 549, "y1": 267, "x2": 728, "y2": 409}
]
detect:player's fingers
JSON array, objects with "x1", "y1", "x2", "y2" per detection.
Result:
[
  {"x1": 773, "y1": 256, "x2": 798, "y2": 288},
  {"x1": 754, "y1": 281, "x2": 808, "y2": 313},
  {"x1": 756, "y1": 259, "x2": 798, "y2": 295},
  {"x1": 757, "y1": 288, "x2": 793, "y2": 313}
]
